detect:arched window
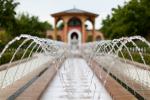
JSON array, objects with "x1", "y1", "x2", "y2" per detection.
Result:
[{"x1": 68, "y1": 17, "x2": 81, "y2": 27}]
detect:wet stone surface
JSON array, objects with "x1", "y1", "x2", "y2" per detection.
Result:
[{"x1": 41, "y1": 58, "x2": 112, "y2": 100}]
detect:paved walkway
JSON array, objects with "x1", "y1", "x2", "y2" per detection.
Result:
[{"x1": 41, "y1": 58, "x2": 112, "y2": 100}]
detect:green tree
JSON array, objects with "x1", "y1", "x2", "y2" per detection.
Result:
[
  {"x1": 13, "y1": 14, "x2": 52, "y2": 37},
  {"x1": 0, "y1": 0, "x2": 19, "y2": 30},
  {"x1": 0, "y1": 31, "x2": 11, "y2": 50},
  {"x1": 101, "y1": 0, "x2": 150, "y2": 40}
]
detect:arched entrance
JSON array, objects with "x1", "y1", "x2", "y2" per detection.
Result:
[
  {"x1": 71, "y1": 32, "x2": 78, "y2": 40},
  {"x1": 68, "y1": 29, "x2": 81, "y2": 49}
]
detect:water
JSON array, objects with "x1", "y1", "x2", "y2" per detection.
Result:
[
  {"x1": 0, "y1": 34, "x2": 66, "y2": 89},
  {"x1": 0, "y1": 53, "x2": 53, "y2": 88},
  {"x1": 95, "y1": 55, "x2": 150, "y2": 87},
  {"x1": 41, "y1": 58, "x2": 112, "y2": 100},
  {"x1": 1, "y1": 34, "x2": 150, "y2": 99},
  {"x1": 84, "y1": 36, "x2": 150, "y2": 97}
]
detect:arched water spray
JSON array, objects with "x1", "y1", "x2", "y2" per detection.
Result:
[
  {"x1": 0, "y1": 34, "x2": 67, "y2": 89},
  {"x1": 1, "y1": 34, "x2": 150, "y2": 99},
  {"x1": 83, "y1": 36, "x2": 150, "y2": 99}
]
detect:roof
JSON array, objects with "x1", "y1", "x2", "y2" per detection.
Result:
[{"x1": 51, "y1": 8, "x2": 99, "y2": 17}]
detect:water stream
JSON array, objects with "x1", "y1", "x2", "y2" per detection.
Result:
[
  {"x1": 1, "y1": 34, "x2": 150, "y2": 99},
  {"x1": 41, "y1": 58, "x2": 112, "y2": 100}
]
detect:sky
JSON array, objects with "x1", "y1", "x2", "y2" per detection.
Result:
[{"x1": 16, "y1": 0, "x2": 129, "y2": 29}]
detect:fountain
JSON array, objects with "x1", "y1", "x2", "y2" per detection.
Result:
[
  {"x1": 1, "y1": 34, "x2": 150, "y2": 99},
  {"x1": 83, "y1": 36, "x2": 150, "y2": 99},
  {"x1": 0, "y1": 34, "x2": 67, "y2": 89}
]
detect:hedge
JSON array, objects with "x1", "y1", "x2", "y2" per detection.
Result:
[
  {"x1": 0, "y1": 50, "x2": 31, "y2": 65},
  {"x1": 118, "y1": 51, "x2": 150, "y2": 66}
]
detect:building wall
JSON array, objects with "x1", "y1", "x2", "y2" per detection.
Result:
[{"x1": 46, "y1": 30, "x2": 104, "y2": 42}]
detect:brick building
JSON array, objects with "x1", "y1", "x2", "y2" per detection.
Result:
[{"x1": 46, "y1": 8, "x2": 104, "y2": 45}]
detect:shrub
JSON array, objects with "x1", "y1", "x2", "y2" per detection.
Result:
[
  {"x1": 0, "y1": 50, "x2": 31, "y2": 65},
  {"x1": 118, "y1": 51, "x2": 150, "y2": 66}
]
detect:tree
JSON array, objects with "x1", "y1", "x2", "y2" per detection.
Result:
[
  {"x1": 13, "y1": 13, "x2": 52, "y2": 37},
  {"x1": 101, "y1": 0, "x2": 150, "y2": 40},
  {"x1": 0, "y1": 31, "x2": 11, "y2": 50},
  {"x1": 0, "y1": 0, "x2": 19, "y2": 30}
]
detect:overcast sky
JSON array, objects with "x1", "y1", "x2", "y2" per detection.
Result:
[{"x1": 16, "y1": 0, "x2": 129, "y2": 29}]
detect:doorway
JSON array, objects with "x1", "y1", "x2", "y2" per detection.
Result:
[{"x1": 68, "y1": 29, "x2": 81, "y2": 49}]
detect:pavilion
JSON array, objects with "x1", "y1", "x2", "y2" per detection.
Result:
[{"x1": 46, "y1": 8, "x2": 104, "y2": 45}]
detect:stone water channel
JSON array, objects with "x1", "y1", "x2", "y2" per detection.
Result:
[
  {"x1": 41, "y1": 58, "x2": 112, "y2": 100},
  {"x1": 0, "y1": 53, "x2": 54, "y2": 88},
  {"x1": 3, "y1": 35, "x2": 150, "y2": 99}
]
